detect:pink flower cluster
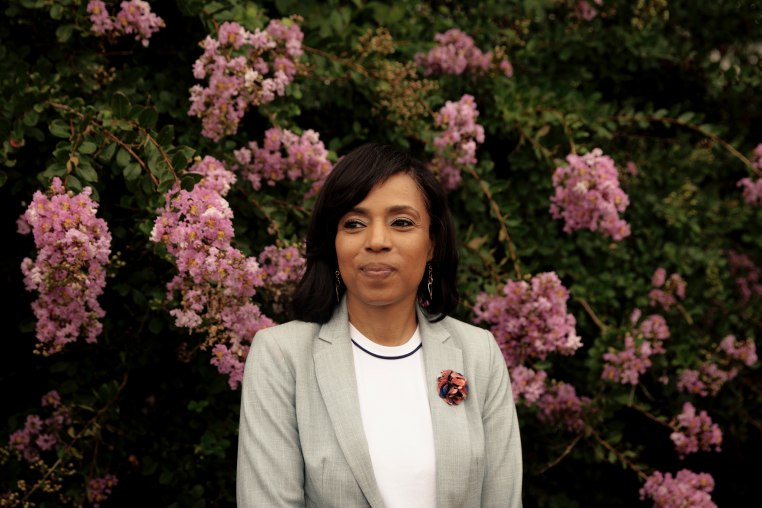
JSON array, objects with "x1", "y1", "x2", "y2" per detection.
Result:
[
  {"x1": 737, "y1": 143, "x2": 762, "y2": 206},
  {"x1": 257, "y1": 244, "x2": 305, "y2": 285},
  {"x1": 8, "y1": 391, "x2": 68, "y2": 462},
  {"x1": 474, "y1": 272, "x2": 582, "y2": 368},
  {"x1": 87, "y1": 474, "x2": 118, "y2": 507},
  {"x1": 639, "y1": 470, "x2": 716, "y2": 508},
  {"x1": 19, "y1": 177, "x2": 112, "y2": 355},
  {"x1": 233, "y1": 127, "x2": 332, "y2": 197},
  {"x1": 86, "y1": 0, "x2": 165, "y2": 47},
  {"x1": 670, "y1": 402, "x2": 722, "y2": 458},
  {"x1": 727, "y1": 250, "x2": 762, "y2": 304},
  {"x1": 188, "y1": 19, "x2": 304, "y2": 141},
  {"x1": 601, "y1": 310, "x2": 669, "y2": 385},
  {"x1": 509, "y1": 365, "x2": 548, "y2": 406},
  {"x1": 430, "y1": 94, "x2": 486, "y2": 191},
  {"x1": 649, "y1": 268, "x2": 687, "y2": 311},
  {"x1": 535, "y1": 381, "x2": 589, "y2": 433},
  {"x1": 677, "y1": 335, "x2": 757, "y2": 397},
  {"x1": 151, "y1": 157, "x2": 273, "y2": 389},
  {"x1": 415, "y1": 28, "x2": 513, "y2": 78},
  {"x1": 550, "y1": 148, "x2": 631, "y2": 240},
  {"x1": 575, "y1": 0, "x2": 603, "y2": 21}
]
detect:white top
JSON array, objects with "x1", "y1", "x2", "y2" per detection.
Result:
[{"x1": 350, "y1": 323, "x2": 437, "y2": 508}]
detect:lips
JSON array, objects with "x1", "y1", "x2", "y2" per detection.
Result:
[{"x1": 360, "y1": 263, "x2": 395, "y2": 278}]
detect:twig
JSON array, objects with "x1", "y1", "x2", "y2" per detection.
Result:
[
  {"x1": 537, "y1": 433, "x2": 582, "y2": 474},
  {"x1": 462, "y1": 165, "x2": 522, "y2": 280},
  {"x1": 22, "y1": 373, "x2": 129, "y2": 501},
  {"x1": 587, "y1": 425, "x2": 649, "y2": 481},
  {"x1": 577, "y1": 297, "x2": 608, "y2": 333},
  {"x1": 610, "y1": 114, "x2": 761, "y2": 177}
]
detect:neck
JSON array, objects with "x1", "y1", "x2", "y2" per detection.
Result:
[{"x1": 346, "y1": 297, "x2": 419, "y2": 347}]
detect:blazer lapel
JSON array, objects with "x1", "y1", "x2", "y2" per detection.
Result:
[
  {"x1": 313, "y1": 299, "x2": 384, "y2": 507},
  {"x1": 418, "y1": 308, "x2": 472, "y2": 508}
]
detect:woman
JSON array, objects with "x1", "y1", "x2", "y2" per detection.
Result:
[{"x1": 237, "y1": 143, "x2": 522, "y2": 507}]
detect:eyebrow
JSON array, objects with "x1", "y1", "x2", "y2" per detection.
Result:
[{"x1": 349, "y1": 205, "x2": 422, "y2": 218}]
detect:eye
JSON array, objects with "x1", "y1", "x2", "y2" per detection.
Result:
[
  {"x1": 391, "y1": 217, "x2": 415, "y2": 228},
  {"x1": 342, "y1": 218, "x2": 365, "y2": 230}
]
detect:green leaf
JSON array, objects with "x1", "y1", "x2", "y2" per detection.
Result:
[
  {"x1": 171, "y1": 151, "x2": 190, "y2": 172},
  {"x1": 116, "y1": 148, "x2": 131, "y2": 167},
  {"x1": 138, "y1": 108, "x2": 158, "y2": 129},
  {"x1": 56, "y1": 24, "x2": 74, "y2": 43},
  {"x1": 156, "y1": 124, "x2": 174, "y2": 147},
  {"x1": 79, "y1": 141, "x2": 98, "y2": 155},
  {"x1": 111, "y1": 92, "x2": 131, "y2": 118},
  {"x1": 49, "y1": 119, "x2": 70, "y2": 139},
  {"x1": 50, "y1": 3, "x2": 63, "y2": 19},
  {"x1": 75, "y1": 163, "x2": 98, "y2": 183},
  {"x1": 123, "y1": 163, "x2": 142, "y2": 181},
  {"x1": 99, "y1": 142, "x2": 117, "y2": 162},
  {"x1": 0, "y1": 170, "x2": 7, "y2": 187},
  {"x1": 67, "y1": 174, "x2": 83, "y2": 193}
]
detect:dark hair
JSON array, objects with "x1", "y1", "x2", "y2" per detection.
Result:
[{"x1": 290, "y1": 143, "x2": 459, "y2": 323}]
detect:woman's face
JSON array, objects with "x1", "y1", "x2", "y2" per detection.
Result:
[{"x1": 335, "y1": 172, "x2": 434, "y2": 313}]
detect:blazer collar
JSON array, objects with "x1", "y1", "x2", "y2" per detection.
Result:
[{"x1": 313, "y1": 299, "x2": 470, "y2": 508}]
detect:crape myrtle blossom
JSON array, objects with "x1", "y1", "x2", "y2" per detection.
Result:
[
  {"x1": 233, "y1": 127, "x2": 332, "y2": 197},
  {"x1": 670, "y1": 402, "x2": 722, "y2": 458},
  {"x1": 415, "y1": 28, "x2": 513, "y2": 78},
  {"x1": 677, "y1": 335, "x2": 758, "y2": 397},
  {"x1": 575, "y1": 0, "x2": 603, "y2": 21},
  {"x1": 19, "y1": 177, "x2": 112, "y2": 355},
  {"x1": 87, "y1": 475, "x2": 118, "y2": 508},
  {"x1": 151, "y1": 157, "x2": 273, "y2": 389},
  {"x1": 188, "y1": 19, "x2": 304, "y2": 141},
  {"x1": 550, "y1": 148, "x2": 631, "y2": 240},
  {"x1": 726, "y1": 249, "x2": 762, "y2": 304},
  {"x1": 649, "y1": 267, "x2": 687, "y2": 311},
  {"x1": 429, "y1": 94, "x2": 486, "y2": 191},
  {"x1": 536, "y1": 381, "x2": 590, "y2": 433},
  {"x1": 639, "y1": 469, "x2": 716, "y2": 508},
  {"x1": 737, "y1": 143, "x2": 762, "y2": 206},
  {"x1": 474, "y1": 272, "x2": 582, "y2": 368},
  {"x1": 8, "y1": 391, "x2": 68, "y2": 463},
  {"x1": 86, "y1": 0, "x2": 165, "y2": 47},
  {"x1": 601, "y1": 310, "x2": 670, "y2": 385},
  {"x1": 509, "y1": 365, "x2": 548, "y2": 406}
]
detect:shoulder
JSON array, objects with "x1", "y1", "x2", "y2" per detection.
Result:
[{"x1": 252, "y1": 320, "x2": 321, "y2": 356}]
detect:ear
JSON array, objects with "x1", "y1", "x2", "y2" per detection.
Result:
[{"x1": 427, "y1": 240, "x2": 435, "y2": 262}]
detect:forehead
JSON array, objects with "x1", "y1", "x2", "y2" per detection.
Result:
[{"x1": 355, "y1": 173, "x2": 428, "y2": 210}]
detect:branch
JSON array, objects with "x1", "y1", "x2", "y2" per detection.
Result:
[
  {"x1": 536, "y1": 433, "x2": 582, "y2": 474},
  {"x1": 610, "y1": 114, "x2": 761, "y2": 177},
  {"x1": 576, "y1": 297, "x2": 608, "y2": 333},
  {"x1": 587, "y1": 425, "x2": 649, "y2": 481},
  {"x1": 22, "y1": 373, "x2": 129, "y2": 502},
  {"x1": 462, "y1": 165, "x2": 522, "y2": 280}
]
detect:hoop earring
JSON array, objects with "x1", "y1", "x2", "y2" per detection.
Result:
[
  {"x1": 427, "y1": 264, "x2": 433, "y2": 301},
  {"x1": 335, "y1": 270, "x2": 341, "y2": 302}
]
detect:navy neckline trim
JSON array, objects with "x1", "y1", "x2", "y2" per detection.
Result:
[{"x1": 351, "y1": 339, "x2": 422, "y2": 360}]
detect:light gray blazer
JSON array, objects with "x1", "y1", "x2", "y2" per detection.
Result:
[{"x1": 237, "y1": 299, "x2": 522, "y2": 507}]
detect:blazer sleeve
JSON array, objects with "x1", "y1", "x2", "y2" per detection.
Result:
[
  {"x1": 237, "y1": 328, "x2": 305, "y2": 507},
  {"x1": 481, "y1": 329, "x2": 523, "y2": 507}
]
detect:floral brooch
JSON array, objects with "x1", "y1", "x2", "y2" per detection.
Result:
[{"x1": 437, "y1": 369, "x2": 468, "y2": 406}]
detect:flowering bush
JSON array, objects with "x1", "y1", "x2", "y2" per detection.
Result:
[{"x1": 2, "y1": 1, "x2": 761, "y2": 506}]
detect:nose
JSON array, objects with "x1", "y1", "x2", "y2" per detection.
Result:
[{"x1": 365, "y1": 222, "x2": 391, "y2": 252}]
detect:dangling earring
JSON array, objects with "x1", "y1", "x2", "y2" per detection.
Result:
[
  {"x1": 335, "y1": 270, "x2": 341, "y2": 302},
  {"x1": 427, "y1": 264, "x2": 433, "y2": 301}
]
